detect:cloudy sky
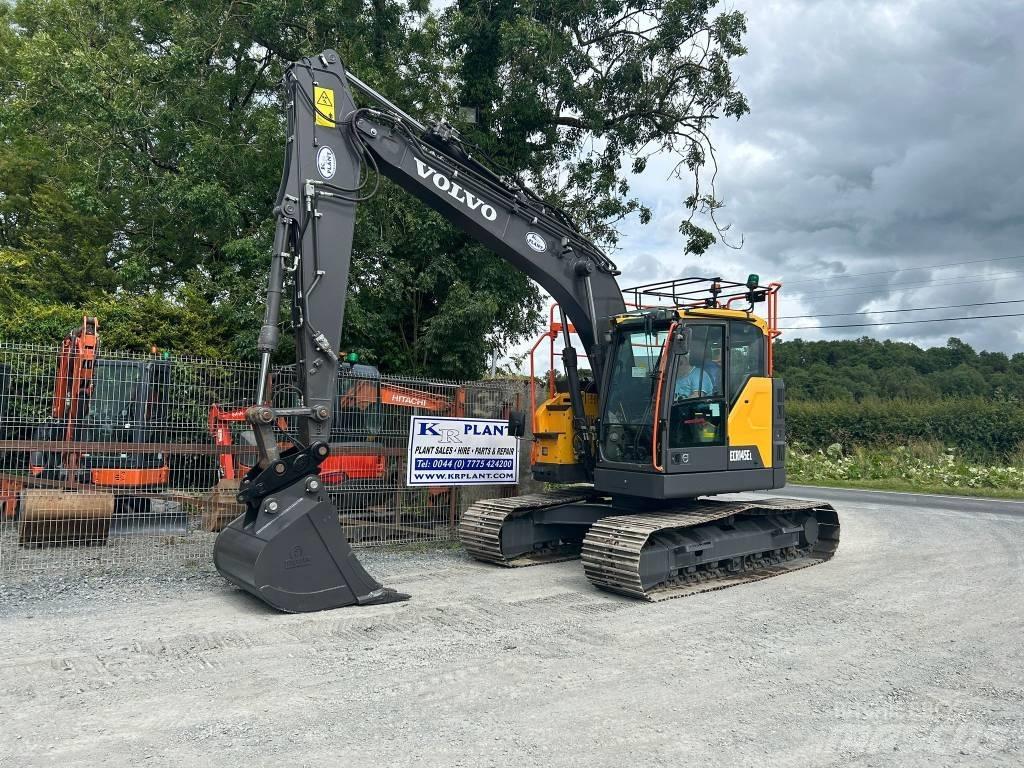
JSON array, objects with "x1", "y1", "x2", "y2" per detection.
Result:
[{"x1": 605, "y1": 0, "x2": 1024, "y2": 355}]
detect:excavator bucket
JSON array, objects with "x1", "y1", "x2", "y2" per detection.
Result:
[
  {"x1": 18, "y1": 489, "x2": 115, "y2": 547},
  {"x1": 213, "y1": 489, "x2": 408, "y2": 613}
]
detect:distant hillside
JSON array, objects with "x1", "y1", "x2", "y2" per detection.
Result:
[{"x1": 774, "y1": 337, "x2": 1024, "y2": 401}]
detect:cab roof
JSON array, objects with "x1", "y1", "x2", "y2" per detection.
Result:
[{"x1": 612, "y1": 306, "x2": 770, "y2": 334}]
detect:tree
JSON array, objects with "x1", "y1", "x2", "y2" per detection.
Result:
[
  {"x1": 773, "y1": 336, "x2": 1024, "y2": 402},
  {"x1": 930, "y1": 364, "x2": 989, "y2": 399},
  {"x1": 446, "y1": 0, "x2": 749, "y2": 252},
  {"x1": 876, "y1": 366, "x2": 930, "y2": 400},
  {"x1": 0, "y1": 0, "x2": 750, "y2": 377}
]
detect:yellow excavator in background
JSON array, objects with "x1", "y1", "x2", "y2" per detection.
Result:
[{"x1": 212, "y1": 50, "x2": 839, "y2": 612}]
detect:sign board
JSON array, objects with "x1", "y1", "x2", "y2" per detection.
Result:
[{"x1": 407, "y1": 416, "x2": 519, "y2": 486}]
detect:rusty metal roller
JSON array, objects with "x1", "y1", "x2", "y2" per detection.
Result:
[{"x1": 18, "y1": 490, "x2": 114, "y2": 547}]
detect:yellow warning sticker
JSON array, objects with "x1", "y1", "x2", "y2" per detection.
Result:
[{"x1": 314, "y1": 86, "x2": 335, "y2": 127}]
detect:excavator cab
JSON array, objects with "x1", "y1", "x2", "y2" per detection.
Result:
[
  {"x1": 74, "y1": 359, "x2": 171, "y2": 495},
  {"x1": 529, "y1": 276, "x2": 786, "y2": 503},
  {"x1": 20, "y1": 314, "x2": 174, "y2": 547},
  {"x1": 30, "y1": 358, "x2": 171, "y2": 494},
  {"x1": 594, "y1": 298, "x2": 784, "y2": 503}
]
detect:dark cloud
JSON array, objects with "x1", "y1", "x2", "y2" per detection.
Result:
[{"x1": 618, "y1": 0, "x2": 1024, "y2": 353}]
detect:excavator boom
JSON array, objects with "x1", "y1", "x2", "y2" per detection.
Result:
[{"x1": 213, "y1": 54, "x2": 403, "y2": 610}]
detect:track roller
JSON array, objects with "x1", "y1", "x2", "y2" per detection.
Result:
[{"x1": 17, "y1": 489, "x2": 115, "y2": 547}]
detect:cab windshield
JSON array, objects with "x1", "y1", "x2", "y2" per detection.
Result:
[
  {"x1": 89, "y1": 361, "x2": 142, "y2": 423},
  {"x1": 599, "y1": 326, "x2": 670, "y2": 463}
]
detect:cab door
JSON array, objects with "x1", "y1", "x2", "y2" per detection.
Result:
[
  {"x1": 663, "y1": 322, "x2": 729, "y2": 474},
  {"x1": 724, "y1": 319, "x2": 771, "y2": 470}
]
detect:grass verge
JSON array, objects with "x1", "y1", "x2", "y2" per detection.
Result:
[{"x1": 788, "y1": 440, "x2": 1024, "y2": 500}]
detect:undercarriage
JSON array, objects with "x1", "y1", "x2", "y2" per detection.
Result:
[{"x1": 459, "y1": 489, "x2": 840, "y2": 600}]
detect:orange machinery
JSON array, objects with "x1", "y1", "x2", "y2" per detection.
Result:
[{"x1": 18, "y1": 317, "x2": 172, "y2": 544}]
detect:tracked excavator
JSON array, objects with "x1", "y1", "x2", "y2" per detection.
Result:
[
  {"x1": 18, "y1": 316, "x2": 172, "y2": 546},
  {"x1": 213, "y1": 49, "x2": 839, "y2": 612}
]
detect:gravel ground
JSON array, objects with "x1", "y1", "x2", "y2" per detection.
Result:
[{"x1": 1, "y1": 495, "x2": 1022, "y2": 767}]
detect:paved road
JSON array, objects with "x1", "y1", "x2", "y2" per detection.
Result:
[
  {"x1": 1, "y1": 490, "x2": 1022, "y2": 767},
  {"x1": 775, "y1": 484, "x2": 1024, "y2": 518}
]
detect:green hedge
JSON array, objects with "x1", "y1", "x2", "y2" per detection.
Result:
[{"x1": 787, "y1": 398, "x2": 1024, "y2": 463}]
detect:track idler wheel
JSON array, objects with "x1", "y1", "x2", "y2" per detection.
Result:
[{"x1": 213, "y1": 475, "x2": 409, "y2": 613}]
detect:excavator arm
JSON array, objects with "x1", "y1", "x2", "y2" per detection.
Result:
[
  {"x1": 214, "y1": 49, "x2": 625, "y2": 613},
  {"x1": 340, "y1": 78, "x2": 626, "y2": 361},
  {"x1": 255, "y1": 50, "x2": 624, "y2": 446}
]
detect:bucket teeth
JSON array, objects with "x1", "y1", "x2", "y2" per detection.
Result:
[{"x1": 359, "y1": 587, "x2": 411, "y2": 605}]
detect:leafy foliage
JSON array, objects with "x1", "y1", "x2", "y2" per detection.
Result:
[
  {"x1": 786, "y1": 398, "x2": 1024, "y2": 464},
  {"x1": 0, "y1": 289, "x2": 227, "y2": 356},
  {"x1": 776, "y1": 336, "x2": 1024, "y2": 402},
  {"x1": 446, "y1": 0, "x2": 749, "y2": 250},
  {"x1": 778, "y1": 337, "x2": 1024, "y2": 463},
  {"x1": 0, "y1": 0, "x2": 748, "y2": 378}
]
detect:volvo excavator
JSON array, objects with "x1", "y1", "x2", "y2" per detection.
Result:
[{"x1": 213, "y1": 50, "x2": 839, "y2": 612}]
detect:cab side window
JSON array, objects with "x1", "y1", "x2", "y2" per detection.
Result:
[
  {"x1": 670, "y1": 326, "x2": 723, "y2": 399},
  {"x1": 728, "y1": 321, "x2": 766, "y2": 401}
]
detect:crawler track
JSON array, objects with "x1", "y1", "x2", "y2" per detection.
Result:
[
  {"x1": 582, "y1": 498, "x2": 840, "y2": 601},
  {"x1": 458, "y1": 487, "x2": 600, "y2": 566},
  {"x1": 461, "y1": 491, "x2": 840, "y2": 599}
]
